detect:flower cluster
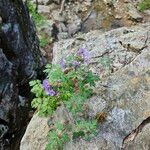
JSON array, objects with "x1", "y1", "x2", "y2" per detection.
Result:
[
  {"x1": 60, "y1": 48, "x2": 90, "y2": 70},
  {"x1": 77, "y1": 48, "x2": 90, "y2": 63},
  {"x1": 42, "y1": 79, "x2": 56, "y2": 96},
  {"x1": 60, "y1": 58, "x2": 66, "y2": 69},
  {"x1": 30, "y1": 47, "x2": 99, "y2": 150},
  {"x1": 42, "y1": 48, "x2": 90, "y2": 97}
]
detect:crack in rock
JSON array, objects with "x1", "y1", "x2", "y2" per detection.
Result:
[
  {"x1": 119, "y1": 31, "x2": 149, "y2": 54},
  {"x1": 122, "y1": 116, "x2": 150, "y2": 149}
]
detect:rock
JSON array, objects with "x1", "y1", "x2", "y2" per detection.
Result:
[
  {"x1": 0, "y1": 0, "x2": 44, "y2": 149},
  {"x1": 103, "y1": 0, "x2": 117, "y2": 6},
  {"x1": 20, "y1": 23, "x2": 150, "y2": 150},
  {"x1": 115, "y1": 14, "x2": 122, "y2": 19},
  {"x1": 127, "y1": 3, "x2": 143, "y2": 22},
  {"x1": 20, "y1": 105, "x2": 74, "y2": 150},
  {"x1": 52, "y1": 105, "x2": 74, "y2": 125},
  {"x1": 53, "y1": 23, "x2": 150, "y2": 76},
  {"x1": 58, "y1": 32, "x2": 69, "y2": 40},
  {"x1": 38, "y1": 5, "x2": 50, "y2": 14},
  {"x1": 0, "y1": 48, "x2": 16, "y2": 142},
  {"x1": 20, "y1": 113, "x2": 49, "y2": 150},
  {"x1": 144, "y1": 10, "x2": 150, "y2": 15},
  {"x1": 25, "y1": 0, "x2": 51, "y2": 5},
  {"x1": 124, "y1": 121, "x2": 150, "y2": 150},
  {"x1": 36, "y1": 0, "x2": 51, "y2": 5},
  {"x1": 51, "y1": 10, "x2": 66, "y2": 22},
  {"x1": 38, "y1": 20, "x2": 54, "y2": 37}
]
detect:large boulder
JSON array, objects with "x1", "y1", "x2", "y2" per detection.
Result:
[{"x1": 20, "y1": 23, "x2": 150, "y2": 150}]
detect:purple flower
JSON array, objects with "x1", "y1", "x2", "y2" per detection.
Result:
[
  {"x1": 72, "y1": 61, "x2": 80, "y2": 68},
  {"x1": 60, "y1": 58, "x2": 66, "y2": 69},
  {"x1": 47, "y1": 89, "x2": 56, "y2": 96},
  {"x1": 77, "y1": 48, "x2": 90, "y2": 63},
  {"x1": 43, "y1": 79, "x2": 50, "y2": 89},
  {"x1": 42, "y1": 79, "x2": 56, "y2": 96}
]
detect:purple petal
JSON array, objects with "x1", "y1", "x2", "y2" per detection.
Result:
[
  {"x1": 42, "y1": 79, "x2": 50, "y2": 89},
  {"x1": 77, "y1": 48, "x2": 90, "y2": 63},
  {"x1": 48, "y1": 89, "x2": 56, "y2": 96},
  {"x1": 72, "y1": 61, "x2": 80, "y2": 68},
  {"x1": 42, "y1": 79, "x2": 56, "y2": 96},
  {"x1": 60, "y1": 58, "x2": 66, "y2": 69},
  {"x1": 77, "y1": 48, "x2": 84, "y2": 55}
]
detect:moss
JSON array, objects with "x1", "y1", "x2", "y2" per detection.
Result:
[{"x1": 138, "y1": 0, "x2": 150, "y2": 12}]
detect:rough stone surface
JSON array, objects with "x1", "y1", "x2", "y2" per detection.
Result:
[
  {"x1": 29, "y1": 0, "x2": 149, "y2": 41},
  {"x1": 20, "y1": 113, "x2": 49, "y2": 150},
  {"x1": 124, "y1": 123, "x2": 150, "y2": 150},
  {"x1": 103, "y1": 0, "x2": 117, "y2": 5},
  {"x1": 20, "y1": 23, "x2": 150, "y2": 150},
  {"x1": 36, "y1": 0, "x2": 51, "y2": 5},
  {"x1": 52, "y1": 23, "x2": 150, "y2": 77},
  {"x1": 38, "y1": 5, "x2": 50, "y2": 14},
  {"x1": 127, "y1": 3, "x2": 143, "y2": 21},
  {"x1": 0, "y1": 0, "x2": 44, "y2": 149}
]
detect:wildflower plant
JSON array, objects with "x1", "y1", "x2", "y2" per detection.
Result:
[{"x1": 30, "y1": 48, "x2": 99, "y2": 149}]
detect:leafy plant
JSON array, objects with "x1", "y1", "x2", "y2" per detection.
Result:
[
  {"x1": 138, "y1": 0, "x2": 150, "y2": 12},
  {"x1": 39, "y1": 36, "x2": 49, "y2": 48},
  {"x1": 46, "y1": 123, "x2": 70, "y2": 150},
  {"x1": 26, "y1": 0, "x2": 46, "y2": 26},
  {"x1": 99, "y1": 56, "x2": 112, "y2": 71},
  {"x1": 73, "y1": 120, "x2": 97, "y2": 140},
  {"x1": 30, "y1": 48, "x2": 99, "y2": 149}
]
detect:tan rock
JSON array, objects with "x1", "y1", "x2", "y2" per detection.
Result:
[{"x1": 20, "y1": 113, "x2": 49, "y2": 150}]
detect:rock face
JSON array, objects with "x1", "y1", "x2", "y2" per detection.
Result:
[
  {"x1": 0, "y1": 0, "x2": 44, "y2": 149},
  {"x1": 20, "y1": 113, "x2": 49, "y2": 150},
  {"x1": 20, "y1": 23, "x2": 150, "y2": 150}
]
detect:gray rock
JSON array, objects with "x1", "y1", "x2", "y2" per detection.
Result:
[
  {"x1": 38, "y1": 5, "x2": 50, "y2": 14},
  {"x1": 52, "y1": 23, "x2": 150, "y2": 76},
  {"x1": 20, "y1": 23, "x2": 150, "y2": 150},
  {"x1": 20, "y1": 113, "x2": 49, "y2": 150},
  {"x1": 51, "y1": 10, "x2": 66, "y2": 22},
  {"x1": 37, "y1": 0, "x2": 51, "y2": 5},
  {"x1": 127, "y1": 3, "x2": 143, "y2": 21},
  {"x1": 38, "y1": 20, "x2": 54, "y2": 37},
  {"x1": 58, "y1": 32, "x2": 69, "y2": 40},
  {"x1": 124, "y1": 122, "x2": 150, "y2": 150},
  {"x1": 103, "y1": 0, "x2": 117, "y2": 6}
]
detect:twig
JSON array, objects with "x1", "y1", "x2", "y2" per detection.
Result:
[{"x1": 60, "y1": 0, "x2": 66, "y2": 14}]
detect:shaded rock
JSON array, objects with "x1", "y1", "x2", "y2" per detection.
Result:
[
  {"x1": 0, "y1": 0, "x2": 44, "y2": 149},
  {"x1": 103, "y1": 0, "x2": 117, "y2": 6},
  {"x1": 36, "y1": 0, "x2": 51, "y2": 5},
  {"x1": 127, "y1": 3, "x2": 143, "y2": 22},
  {"x1": 124, "y1": 121, "x2": 150, "y2": 150},
  {"x1": 20, "y1": 105, "x2": 74, "y2": 150},
  {"x1": 20, "y1": 113, "x2": 49, "y2": 150},
  {"x1": 38, "y1": 20, "x2": 54, "y2": 37},
  {"x1": 67, "y1": 16, "x2": 81, "y2": 36},
  {"x1": 38, "y1": 5, "x2": 50, "y2": 14},
  {"x1": 51, "y1": 10, "x2": 66, "y2": 22}
]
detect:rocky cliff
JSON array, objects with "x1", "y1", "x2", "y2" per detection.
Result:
[{"x1": 0, "y1": 0, "x2": 44, "y2": 149}]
